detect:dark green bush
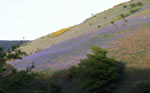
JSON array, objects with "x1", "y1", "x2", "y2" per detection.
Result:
[
  {"x1": 0, "y1": 87, "x2": 7, "y2": 93},
  {"x1": 0, "y1": 47, "x2": 38, "y2": 92},
  {"x1": 136, "y1": 2, "x2": 143, "y2": 6},
  {"x1": 120, "y1": 14, "x2": 129, "y2": 18},
  {"x1": 111, "y1": 21, "x2": 114, "y2": 24},
  {"x1": 7, "y1": 49, "x2": 27, "y2": 60},
  {"x1": 67, "y1": 66, "x2": 80, "y2": 80},
  {"x1": 130, "y1": 3, "x2": 136, "y2": 8},
  {"x1": 0, "y1": 50, "x2": 6, "y2": 65},
  {"x1": 67, "y1": 46, "x2": 124, "y2": 93},
  {"x1": 130, "y1": 2, "x2": 143, "y2": 8},
  {"x1": 123, "y1": 5, "x2": 128, "y2": 8},
  {"x1": 7, "y1": 71, "x2": 36, "y2": 90},
  {"x1": 98, "y1": 25, "x2": 102, "y2": 28},
  {"x1": 130, "y1": 8, "x2": 141, "y2": 13}
]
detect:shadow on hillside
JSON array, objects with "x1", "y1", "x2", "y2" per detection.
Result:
[
  {"x1": 4, "y1": 62, "x2": 150, "y2": 93},
  {"x1": 114, "y1": 67, "x2": 150, "y2": 93},
  {"x1": 48, "y1": 61, "x2": 126, "y2": 93}
]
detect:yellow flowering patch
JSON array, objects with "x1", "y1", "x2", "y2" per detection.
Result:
[{"x1": 50, "y1": 26, "x2": 74, "y2": 37}]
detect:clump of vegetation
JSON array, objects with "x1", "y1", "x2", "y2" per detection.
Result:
[
  {"x1": 111, "y1": 1, "x2": 143, "y2": 26},
  {"x1": 0, "y1": 87, "x2": 7, "y2": 93},
  {"x1": 0, "y1": 48, "x2": 7, "y2": 65},
  {"x1": 130, "y1": 2, "x2": 143, "y2": 8},
  {"x1": 130, "y1": 8, "x2": 141, "y2": 13},
  {"x1": 7, "y1": 45, "x2": 27, "y2": 60},
  {"x1": 130, "y1": 3, "x2": 136, "y2": 8},
  {"x1": 50, "y1": 26, "x2": 74, "y2": 37},
  {"x1": 120, "y1": 14, "x2": 129, "y2": 18},
  {"x1": 7, "y1": 71, "x2": 37, "y2": 90},
  {"x1": 128, "y1": 2, "x2": 143, "y2": 14},
  {"x1": 97, "y1": 25, "x2": 102, "y2": 28},
  {"x1": 111, "y1": 21, "x2": 115, "y2": 24},
  {"x1": 120, "y1": 14, "x2": 129, "y2": 22},
  {"x1": 0, "y1": 47, "x2": 37, "y2": 93},
  {"x1": 136, "y1": 2, "x2": 143, "y2": 6},
  {"x1": 89, "y1": 23, "x2": 92, "y2": 26},
  {"x1": 123, "y1": 5, "x2": 128, "y2": 8},
  {"x1": 67, "y1": 46, "x2": 124, "y2": 93},
  {"x1": 0, "y1": 46, "x2": 125, "y2": 93}
]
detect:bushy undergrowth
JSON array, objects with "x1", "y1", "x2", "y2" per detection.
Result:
[
  {"x1": 7, "y1": 45, "x2": 27, "y2": 60},
  {"x1": 0, "y1": 46, "x2": 35, "y2": 93},
  {"x1": 0, "y1": 46, "x2": 124, "y2": 93},
  {"x1": 0, "y1": 87, "x2": 7, "y2": 93},
  {"x1": 6, "y1": 71, "x2": 37, "y2": 89},
  {"x1": 130, "y1": 8, "x2": 141, "y2": 13}
]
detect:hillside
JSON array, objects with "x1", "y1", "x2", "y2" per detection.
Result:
[
  {"x1": 18, "y1": 0, "x2": 138, "y2": 55},
  {"x1": 10, "y1": 0, "x2": 150, "y2": 70},
  {"x1": 8, "y1": 0, "x2": 150, "y2": 92},
  {"x1": 0, "y1": 40, "x2": 30, "y2": 51}
]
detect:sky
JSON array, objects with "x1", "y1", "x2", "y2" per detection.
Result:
[{"x1": 0, "y1": 0, "x2": 129, "y2": 40}]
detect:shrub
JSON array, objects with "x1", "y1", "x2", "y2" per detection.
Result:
[
  {"x1": 67, "y1": 46, "x2": 124, "y2": 93},
  {"x1": 7, "y1": 49, "x2": 27, "y2": 60},
  {"x1": 136, "y1": 2, "x2": 143, "y2": 6},
  {"x1": 130, "y1": 8, "x2": 141, "y2": 13},
  {"x1": 67, "y1": 66, "x2": 80, "y2": 80},
  {"x1": 0, "y1": 51, "x2": 6, "y2": 65},
  {"x1": 130, "y1": 3, "x2": 136, "y2": 8},
  {"x1": 98, "y1": 25, "x2": 101, "y2": 28},
  {"x1": 130, "y1": 2, "x2": 143, "y2": 8},
  {"x1": 0, "y1": 87, "x2": 7, "y2": 93},
  {"x1": 0, "y1": 47, "x2": 37, "y2": 92},
  {"x1": 123, "y1": 5, "x2": 128, "y2": 8},
  {"x1": 120, "y1": 14, "x2": 129, "y2": 18},
  {"x1": 7, "y1": 71, "x2": 37, "y2": 90},
  {"x1": 89, "y1": 23, "x2": 92, "y2": 26},
  {"x1": 11, "y1": 45, "x2": 18, "y2": 51},
  {"x1": 111, "y1": 21, "x2": 114, "y2": 24}
]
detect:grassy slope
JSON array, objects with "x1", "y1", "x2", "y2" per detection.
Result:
[
  {"x1": 19, "y1": 0, "x2": 138, "y2": 55},
  {"x1": 108, "y1": 9, "x2": 150, "y2": 93},
  {"x1": 9, "y1": 0, "x2": 150, "y2": 92},
  {"x1": 11, "y1": 0, "x2": 150, "y2": 70}
]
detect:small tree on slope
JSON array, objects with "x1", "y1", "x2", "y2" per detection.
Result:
[{"x1": 67, "y1": 46, "x2": 124, "y2": 93}]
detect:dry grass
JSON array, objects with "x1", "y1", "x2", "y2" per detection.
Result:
[{"x1": 108, "y1": 22, "x2": 150, "y2": 93}]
